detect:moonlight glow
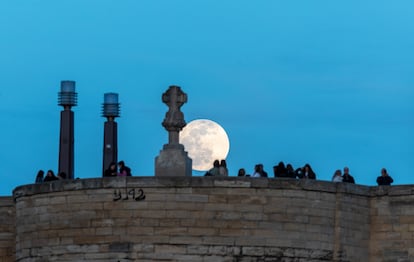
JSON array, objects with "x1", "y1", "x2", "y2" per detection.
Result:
[{"x1": 180, "y1": 119, "x2": 230, "y2": 171}]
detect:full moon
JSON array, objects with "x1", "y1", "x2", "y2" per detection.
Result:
[{"x1": 180, "y1": 119, "x2": 230, "y2": 171}]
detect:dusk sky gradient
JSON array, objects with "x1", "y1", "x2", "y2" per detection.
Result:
[{"x1": 1, "y1": 1, "x2": 413, "y2": 195}]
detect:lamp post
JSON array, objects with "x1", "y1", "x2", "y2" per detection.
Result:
[
  {"x1": 102, "y1": 93, "x2": 120, "y2": 176},
  {"x1": 58, "y1": 80, "x2": 77, "y2": 179}
]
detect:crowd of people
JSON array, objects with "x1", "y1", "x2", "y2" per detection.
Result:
[
  {"x1": 35, "y1": 160, "x2": 132, "y2": 183},
  {"x1": 236, "y1": 162, "x2": 318, "y2": 180},
  {"x1": 36, "y1": 159, "x2": 394, "y2": 186},
  {"x1": 35, "y1": 170, "x2": 67, "y2": 183},
  {"x1": 207, "y1": 160, "x2": 394, "y2": 186}
]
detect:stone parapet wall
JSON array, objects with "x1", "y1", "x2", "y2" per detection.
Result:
[
  {"x1": 4, "y1": 177, "x2": 414, "y2": 261},
  {"x1": 12, "y1": 177, "x2": 378, "y2": 262},
  {"x1": 369, "y1": 187, "x2": 414, "y2": 262},
  {"x1": 0, "y1": 197, "x2": 15, "y2": 262}
]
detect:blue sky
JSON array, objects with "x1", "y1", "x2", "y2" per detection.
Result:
[{"x1": 1, "y1": 1, "x2": 413, "y2": 195}]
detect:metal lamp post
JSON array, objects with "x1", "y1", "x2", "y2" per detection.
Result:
[
  {"x1": 102, "y1": 93, "x2": 120, "y2": 176},
  {"x1": 58, "y1": 80, "x2": 77, "y2": 179}
]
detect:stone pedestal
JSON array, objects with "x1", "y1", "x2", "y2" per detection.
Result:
[
  {"x1": 155, "y1": 86, "x2": 192, "y2": 177},
  {"x1": 155, "y1": 144, "x2": 192, "y2": 177}
]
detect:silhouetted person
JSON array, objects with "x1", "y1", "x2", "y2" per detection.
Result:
[
  {"x1": 377, "y1": 168, "x2": 393, "y2": 186},
  {"x1": 295, "y1": 167, "x2": 303, "y2": 178},
  {"x1": 252, "y1": 165, "x2": 260, "y2": 177},
  {"x1": 118, "y1": 160, "x2": 132, "y2": 176},
  {"x1": 342, "y1": 167, "x2": 355, "y2": 184},
  {"x1": 35, "y1": 170, "x2": 44, "y2": 184},
  {"x1": 237, "y1": 168, "x2": 246, "y2": 177},
  {"x1": 332, "y1": 169, "x2": 343, "y2": 182},
  {"x1": 207, "y1": 160, "x2": 220, "y2": 176},
  {"x1": 252, "y1": 164, "x2": 268, "y2": 178},
  {"x1": 219, "y1": 159, "x2": 228, "y2": 176},
  {"x1": 286, "y1": 164, "x2": 296, "y2": 178},
  {"x1": 272, "y1": 165, "x2": 278, "y2": 177},
  {"x1": 261, "y1": 164, "x2": 268, "y2": 177},
  {"x1": 275, "y1": 161, "x2": 287, "y2": 177},
  {"x1": 302, "y1": 164, "x2": 316, "y2": 179},
  {"x1": 43, "y1": 170, "x2": 59, "y2": 182},
  {"x1": 58, "y1": 171, "x2": 67, "y2": 180},
  {"x1": 104, "y1": 162, "x2": 117, "y2": 177}
]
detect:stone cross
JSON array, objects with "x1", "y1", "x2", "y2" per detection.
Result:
[
  {"x1": 161, "y1": 86, "x2": 188, "y2": 145},
  {"x1": 155, "y1": 85, "x2": 192, "y2": 176}
]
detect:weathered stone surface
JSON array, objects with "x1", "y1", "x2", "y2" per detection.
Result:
[
  {"x1": 154, "y1": 146, "x2": 192, "y2": 177},
  {"x1": 2, "y1": 178, "x2": 414, "y2": 261},
  {"x1": 0, "y1": 197, "x2": 14, "y2": 262}
]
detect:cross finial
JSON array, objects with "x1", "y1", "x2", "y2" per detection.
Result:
[{"x1": 162, "y1": 85, "x2": 188, "y2": 144}]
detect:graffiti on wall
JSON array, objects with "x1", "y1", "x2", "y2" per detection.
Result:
[{"x1": 113, "y1": 188, "x2": 145, "y2": 201}]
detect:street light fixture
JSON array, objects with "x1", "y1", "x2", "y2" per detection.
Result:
[
  {"x1": 102, "y1": 93, "x2": 120, "y2": 176},
  {"x1": 58, "y1": 80, "x2": 77, "y2": 179}
]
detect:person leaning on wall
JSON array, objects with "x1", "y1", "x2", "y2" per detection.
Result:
[
  {"x1": 205, "y1": 160, "x2": 220, "y2": 176},
  {"x1": 342, "y1": 167, "x2": 355, "y2": 184},
  {"x1": 118, "y1": 160, "x2": 132, "y2": 176},
  {"x1": 332, "y1": 169, "x2": 343, "y2": 183},
  {"x1": 376, "y1": 168, "x2": 394, "y2": 186},
  {"x1": 43, "y1": 170, "x2": 59, "y2": 182},
  {"x1": 219, "y1": 159, "x2": 229, "y2": 176},
  {"x1": 104, "y1": 162, "x2": 117, "y2": 177},
  {"x1": 35, "y1": 170, "x2": 44, "y2": 183}
]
